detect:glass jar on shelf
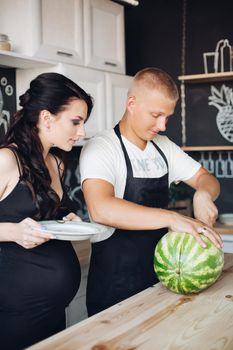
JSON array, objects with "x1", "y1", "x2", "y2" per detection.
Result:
[{"x1": 0, "y1": 34, "x2": 11, "y2": 51}]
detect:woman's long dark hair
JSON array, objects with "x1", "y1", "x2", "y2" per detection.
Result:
[{"x1": 1, "y1": 72, "x2": 93, "y2": 219}]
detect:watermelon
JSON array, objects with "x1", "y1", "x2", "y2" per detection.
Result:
[{"x1": 154, "y1": 231, "x2": 224, "y2": 294}]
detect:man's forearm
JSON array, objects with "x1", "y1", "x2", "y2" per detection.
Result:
[{"x1": 195, "y1": 172, "x2": 220, "y2": 201}]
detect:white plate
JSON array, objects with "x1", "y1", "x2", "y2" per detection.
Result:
[{"x1": 38, "y1": 220, "x2": 107, "y2": 241}]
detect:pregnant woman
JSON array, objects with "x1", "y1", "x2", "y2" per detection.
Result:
[{"x1": 0, "y1": 72, "x2": 93, "y2": 349}]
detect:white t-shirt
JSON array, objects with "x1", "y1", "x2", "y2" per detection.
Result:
[{"x1": 80, "y1": 129, "x2": 201, "y2": 242}]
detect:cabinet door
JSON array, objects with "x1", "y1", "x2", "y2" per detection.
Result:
[
  {"x1": 0, "y1": 0, "x2": 40, "y2": 56},
  {"x1": 36, "y1": 0, "x2": 84, "y2": 64},
  {"x1": 84, "y1": 0, "x2": 125, "y2": 74},
  {"x1": 105, "y1": 73, "x2": 132, "y2": 129},
  {"x1": 16, "y1": 66, "x2": 61, "y2": 107},
  {"x1": 61, "y1": 64, "x2": 106, "y2": 144},
  {"x1": 0, "y1": 0, "x2": 84, "y2": 64}
]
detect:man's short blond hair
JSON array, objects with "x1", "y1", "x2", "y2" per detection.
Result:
[{"x1": 129, "y1": 67, "x2": 179, "y2": 101}]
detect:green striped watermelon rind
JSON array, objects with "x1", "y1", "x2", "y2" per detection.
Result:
[{"x1": 154, "y1": 231, "x2": 224, "y2": 294}]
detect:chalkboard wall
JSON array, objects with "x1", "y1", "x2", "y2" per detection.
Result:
[
  {"x1": 185, "y1": 1, "x2": 233, "y2": 75},
  {"x1": 0, "y1": 68, "x2": 16, "y2": 143},
  {"x1": 186, "y1": 82, "x2": 233, "y2": 146}
]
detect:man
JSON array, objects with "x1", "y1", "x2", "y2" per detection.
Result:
[{"x1": 80, "y1": 67, "x2": 222, "y2": 316}]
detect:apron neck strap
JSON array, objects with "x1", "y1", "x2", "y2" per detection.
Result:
[
  {"x1": 150, "y1": 141, "x2": 169, "y2": 170},
  {"x1": 114, "y1": 123, "x2": 133, "y2": 174}
]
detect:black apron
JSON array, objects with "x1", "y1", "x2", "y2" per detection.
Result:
[{"x1": 86, "y1": 124, "x2": 169, "y2": 316}]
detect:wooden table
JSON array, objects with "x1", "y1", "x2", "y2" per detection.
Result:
[{"x1": 27, "y1": 254, "x2": 233, "y2": 350}]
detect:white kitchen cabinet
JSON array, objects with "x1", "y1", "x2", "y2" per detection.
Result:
[
  {"x1": 105, "y1": 72, "x2": 132, "y2": 128},
  {"x1": 60, "y1": 64, "x2": 106, "y2": 143},
  {"x1": 0, "y1": 0, "x2": 40, "y2": 56},
  {"x1": 84, "y1": 0, "x2": 125, "y2": 74},
  {"x1": 0, "y1": 0, "x2": 84, "y2": 65},
  {"x1": 0, "y1": 0, "x2": 125, "y2": 72},
  {"x1": 36, "y1": 0, "x2": 84, "y2": 65}
]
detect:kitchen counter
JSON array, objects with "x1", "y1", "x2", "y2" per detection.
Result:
[
  {"x1": 27, "y1": 253, "x2": 233, "y2": 350},
  {"x1": 214, "y1": 222, "x2": 233, "y2": 235}
]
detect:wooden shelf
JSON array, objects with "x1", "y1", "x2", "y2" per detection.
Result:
[
  {"x1": 182, "y1": 146, "x2": 233, "y2": 151},
  {"x1": 0, "y1": 49, "x2": 55, "y2": 69},
  {"x1": 178, "y1": 71, "x2": 233, "y2": 83}
]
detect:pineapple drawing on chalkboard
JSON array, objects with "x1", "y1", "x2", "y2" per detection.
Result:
[{"x1": 208, "y1": 84, "x2": 233, "y2": 143}]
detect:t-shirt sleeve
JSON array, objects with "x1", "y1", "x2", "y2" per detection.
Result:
[
  {"x1": 80, "y1": 136, "x2": 116, "y2": 187},
  {"x1": 157, "y1": 136, "x2": 201, "y2": 184}
]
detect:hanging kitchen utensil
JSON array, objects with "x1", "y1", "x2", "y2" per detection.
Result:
[
  {"x1": 225, "y1": 152, "x2": 233, "y2": 178},
  {"x1": 199, "y1": 151, "x2": 205, "y2": 168},
  {"x1": 206, "y1": 151, "x2": 215, "y2": 174},
  {"x1": 215, "y1": 152, "x2": 225, "y2": 178}
]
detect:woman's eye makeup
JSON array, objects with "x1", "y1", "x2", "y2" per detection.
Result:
[{"x1": 72, "y1": 119, "x2": 81, "y2": 125}]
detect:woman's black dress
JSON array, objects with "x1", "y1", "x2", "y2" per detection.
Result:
[{"x1": 0, "y1": 152, "x2": 81, "y2": 350}]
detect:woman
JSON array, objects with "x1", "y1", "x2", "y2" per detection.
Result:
[{"x1": 0, "y1": 72, "x2": 93, "y2": 349}]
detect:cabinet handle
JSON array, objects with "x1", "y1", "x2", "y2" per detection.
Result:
[
  {"x1": 56, "y1": 51, "x2": 73, "y2": 57},
  {"x1": 104, "y1": 61, "x2": 117, "y2": 67}
]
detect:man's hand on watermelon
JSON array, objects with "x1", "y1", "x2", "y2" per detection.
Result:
[
  {"x1": 175, "y1": 166, "x2": 222, "y2": 249},
  {"x1": 168, "y1": 211, "x2": 223, "y2": 249}
]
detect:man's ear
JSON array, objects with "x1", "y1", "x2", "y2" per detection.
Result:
[{"x1": 126, "y1": 95, "x2": 136, "y2": 113}]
